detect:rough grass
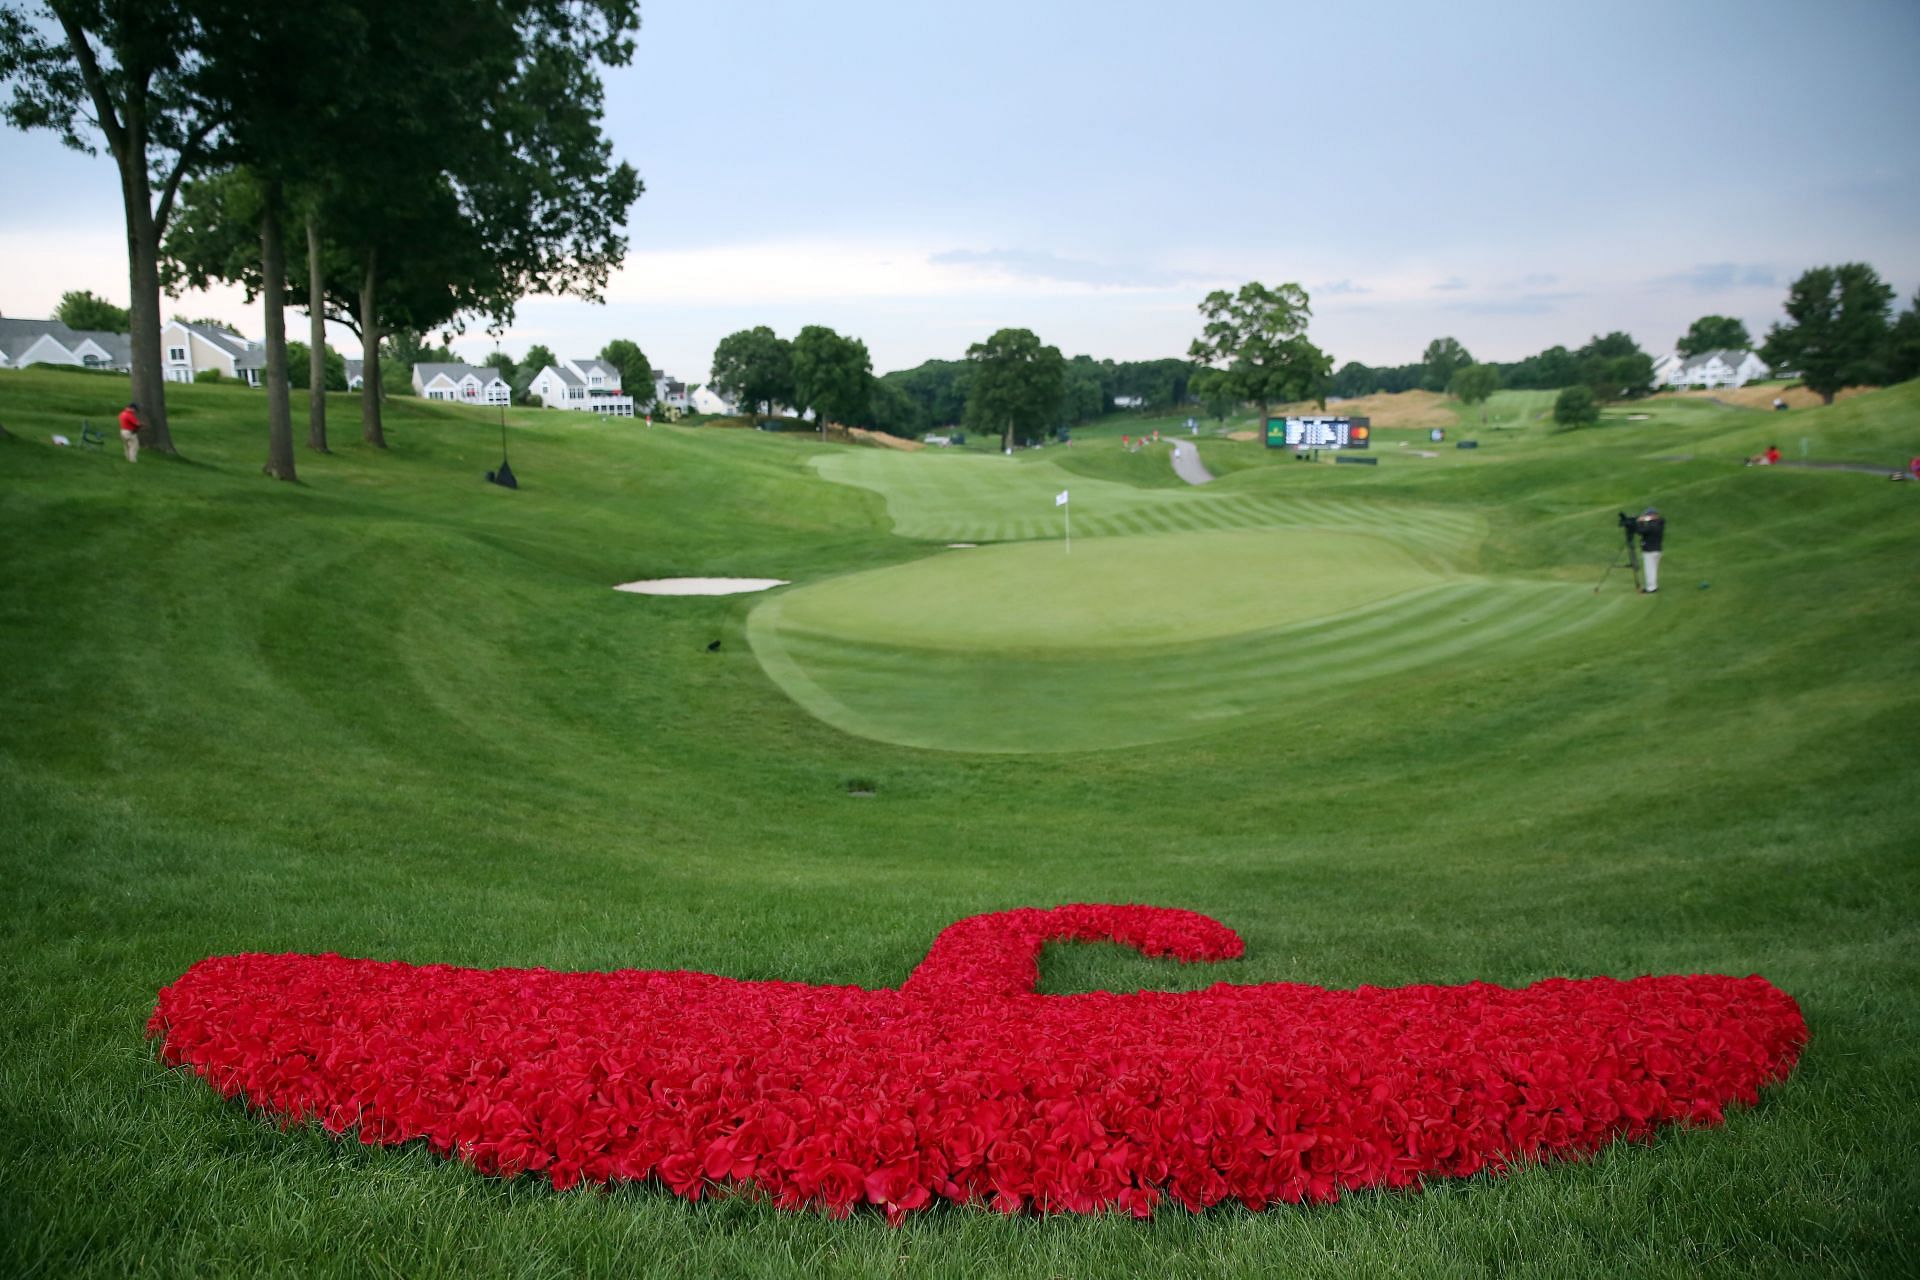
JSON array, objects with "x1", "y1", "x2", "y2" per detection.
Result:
[{"x1": 2, "y1": 371, "x2": 1918, "y2": 1277}]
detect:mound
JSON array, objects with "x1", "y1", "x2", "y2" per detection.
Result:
[
  {"x1": 1274, "y1": 389, "x2": 1461, "y2": 430},
  {"x1": 1651, "y1": 384, "x2": 1876, "y2": 411}
]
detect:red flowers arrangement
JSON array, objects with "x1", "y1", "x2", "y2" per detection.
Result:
[{"x1": 149, "y1": 905, "x2": 1805, "y2": 1221}]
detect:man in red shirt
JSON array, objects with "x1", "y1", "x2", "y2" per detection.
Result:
[{"x1": 117, "y1": 401, "x2": 142, "y2": 463}]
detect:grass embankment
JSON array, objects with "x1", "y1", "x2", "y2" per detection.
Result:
[{"x1": 1, "y1": 370, "x2": 1917, "y2": 1276}]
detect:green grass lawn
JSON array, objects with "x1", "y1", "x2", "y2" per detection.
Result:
[{"x1": 2, "y1": 370, "x2": 1918, "y2": 1277}]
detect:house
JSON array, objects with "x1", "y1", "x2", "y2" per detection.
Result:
[
  {"x1": 412, "y1": 362, "x2": 511, "y2": 405},
  {"x1": 344, "y1": 359, "x2": 364, "y2": 392},
  {"x1": 1656, "y1": 349, "x2": 1770, "y2": 389},
  {"x1": 651, "y1": 373, "x2": 689, "y2": 411},
  {"x1": 0, "y1": 318, "x2": 133, "y2": 371},
  {"x1": 1113, "y1": 395, "x2": 1146, "y2": 409},
  {"x1": 162, "y1": 319, "x2": 264, "y2": 384},
  {"x1": 689, "y1": 384, "x2": 736, "y2": 416},
  {"x1": 527, "y1": 357, "x2": 635, "y2": 417}
]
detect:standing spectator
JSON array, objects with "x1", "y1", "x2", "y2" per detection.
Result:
[
  {"x1": 117, "y1": 401, "x2": 143, "y2": 464},
  {"x1": 1634, "y1": 507, "x2": 1666, "y2": 594}
]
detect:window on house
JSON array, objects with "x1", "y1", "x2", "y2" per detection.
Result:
[{"x1": 168, "y1": 347, "x2": 187, "y2": 362}]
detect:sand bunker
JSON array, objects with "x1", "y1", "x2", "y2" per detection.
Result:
[{"x1": 615, "y1": 578, "x2": 789, "y2": 596}]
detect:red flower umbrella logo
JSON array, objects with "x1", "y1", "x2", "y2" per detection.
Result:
[{"x1": 149, "y1": 906, "x2": 1805, "y2": 1221}]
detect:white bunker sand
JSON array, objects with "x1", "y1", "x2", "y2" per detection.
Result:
[{"x1": 614, "y1": 578, "x2": 789, "y2": 596}]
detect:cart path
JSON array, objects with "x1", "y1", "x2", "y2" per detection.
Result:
[{"x1": 1169, "y1": 441, "x2": 1214, "y2": 485}]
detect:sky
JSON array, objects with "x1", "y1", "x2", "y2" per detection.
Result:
[{"x1": 3, "y1": 0, "x2": 1918, "y2": 382}]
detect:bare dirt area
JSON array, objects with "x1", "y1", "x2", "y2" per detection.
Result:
[{"x1": 1652, "y1": 384, "x2": 1877, "y2": 411}]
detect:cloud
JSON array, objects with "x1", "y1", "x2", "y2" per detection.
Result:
[
  {"x1": 1451, "y1": 291, "x2": 1585, "y2": 316},
  {"x1": 1313, "y1": 279, "x2": 1371, "y2": 296},
  {"x1": 927, "y1": 248, "x2": 1185, "y2": 289},
  {"x1": 1432, "y1": 276, "x2": 1470, "y2": 291},
  {"x1": 1654, "y1": 262, "x2": 1777, "y2": 292}
]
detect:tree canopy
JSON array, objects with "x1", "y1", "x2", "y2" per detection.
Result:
[
  {"x1": 1760, "y1": 263, "x2": 1895, "y2": 404},
  {"x1": 1187, "y1": 282, "x2": 1331, "y2": 417},
  {"x1": 598, "y1": 339, "x2": 652, "y2": 398},
  {"x1": 1448, "y1": 363, "x2": 1501, "y2": 407},
  {"x1": 710, "y1": 326, "x2": 794, "y2": 423},
  {"x1": 1421, "y1": 336, "x2": 1474, "y2": 392},
  {"x1": 1678, "y1": 315, "x2": 1752, "y2": 357},
  {"x1": 54, "y1": 289, "x2": 132, "y2": 333},
  {"x1": 791, "y1": 326, "x2": 872, "y2": 430},
  {"x1": 1552, "y1": 385, "x2": 1599, "y2": 427},
  {"x1": 965, "y1": 328, "x2": 1064, "y2": 452}
]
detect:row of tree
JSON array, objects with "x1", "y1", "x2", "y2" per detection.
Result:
[{"x1": 2, "y1": 0, "x2": 643, "y2": 479}]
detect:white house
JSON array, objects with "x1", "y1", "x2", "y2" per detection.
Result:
[
  {"x1": 344, "y1": 358, "x2": 364, "y2": 391},
  {"x1": 527, "y1": 356, "x2": 635, "y2": 417},
  {"x1": 651, "y1": 372, "x2": 689, "y2": 411},
  {"x1": 412, "y1": 362, "x2": 511, "y2": 405},
  {"x1": 1656, "y1": 349, "x2": 1770, "y2": 389},
  {"x1": 162, "y1": 319, "x2": 264, "y2": 384},
  {"x1": 1113, "y1": 395, "x2": 1146, "y2": 409},
  {"x1": 0, "y1": 318, "x2": 133, "y2": 371},
  {"x1": 689, "y1": 384, "x2": 736, "y2": 415}
]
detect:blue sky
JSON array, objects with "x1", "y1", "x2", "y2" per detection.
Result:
[{"x1": 3, "y1": 0, "x2": 1917, "y2": 381}]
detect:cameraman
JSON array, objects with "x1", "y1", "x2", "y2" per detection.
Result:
[{"x1": 1619, "y1": 507, "x2": 1665, "y2": 593}]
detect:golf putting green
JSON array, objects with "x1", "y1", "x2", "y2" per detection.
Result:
[{"x1": 749, "y1": 528, "x2": 1632, "y2": 753}]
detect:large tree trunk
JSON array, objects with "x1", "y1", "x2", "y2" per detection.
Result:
[
  {"x1": 117, "y1": 130, "x2": 175, "y2": 455},
  {"x1": 260, "y1": 182, "x2": 297, "y2": 481},
  {"x1": 306, "y1": 213, "x2": 329, "y2": 452},
  {"x1": 359, "y1": 248, "x2": 387, "y2": 448}
]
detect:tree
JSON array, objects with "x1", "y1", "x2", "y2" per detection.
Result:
[
  {"x1": 54, "y1": 289, "x2": 131, "y2": 333},
  {"x1": 1886, "y1": 290, "x2": 1920, "y2": 385},
  {"x1": 1421, "y1": 336, "x2": 1473, "y2": 392},
  {"x1": 1678, "y1": 315, "x2": 1751, "y2": 358},
  {"x1": 1575, "y1": 332, "x2": 1653, "y2": 402},
  {"x1": 710, "y1": 326, "x2": 793, "y2": 423},
  {"x1": 965, "y1": 327, "x2": 1064, "y2": 453},
  {"x1": 517, "y1": 343, "x2": 557, "y2": 400},
  {"x1": 791, "y1": 325, "x2": 872, "y2": 434},
  {"x1": 1190, "y1": 367, "x2": 1238, "y2": 424},
  {"x1": 866, "y1": 377, "x2": 924, "y2": 438},
  {"x1": 2, "y1": 0, "x2": 224, "y2": 454},
  {"x1": 884, "y1": 359, "x2": 970, "y2": 426},
  {"x1": 1761, "y1": 263, "x2": 1895, "y2": 404},
  {"x1": 1553, "y1": 385, "x2": 1599, "y2": 428},
  {"x1": 598, "y1": 339, "x2": 651, "y2": 400},
  {"x1": 482, "y1": 350, "x2": 517, "y2": 388},
  {"x1": 285, "y1": 340, "x2": 347, "y2": 391},
  {"x1": 1187, "y1": 282, "x2": 1332, "y2": 423},
  {"x1": 1448, "y1": 363, "x2": 1501, "y2": 415}
]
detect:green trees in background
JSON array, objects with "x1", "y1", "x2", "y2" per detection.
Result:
[
  {"x1": 284, "y1": 341, "x2": 347, "y2": 391},
  {"x1": 598, "y1": 340, "x2": 653, "y2": 400},
  {"x1": 516, "y1": 344, "x2": 557, "y2": 402},
  {"x1": 1552, "y1": 385, "x2": 1598, "y2": 427},
  {"x1": 1886, "y1": 291, "x2": 1920, "y2": 385},
  {"x1": 1447, "y1": 363, "x2": 1501, "y2": 414},
  {"x1": 1575, "y1": 332, "x2": 1654, "y2": 402},
  {"x1": 710, "y1": 326, "x2": 794, "y2": 425},
  {"x1": 1761, "y1": 264, "x2": 1896, "y2": 404},
  {"x1": 790, "y1": 326, "x2": 872, "y2": 433},
  {"x1": 1678, "y1": 315, "x2": 1752, "y2": 356},
  {"x1": 1187, "y1": 282, "x2": 1332, "y2": 423},
  {"x1": 965, "y1": 328, "x2": 1064, "y2": 452},
  {"x1": 2, "y1": 0, "x2": 221, "y2": 454},
  {"x1": 54, "y1": 290, "x2": 132, "y2": 333},
  {"x1": 1421, "y1": 336, "x2": 1473, "y2": 392}
]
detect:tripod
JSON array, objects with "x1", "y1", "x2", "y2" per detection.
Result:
[{"x1": 1593, "y1": 525, "x2": 1641, "y2": 593}]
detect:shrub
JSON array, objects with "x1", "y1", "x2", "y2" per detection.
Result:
[
  {"x1": 194, "y1": 369, "x2": 222, "y2": 384},
  {"x1": 1553, "y1": 385, "x2": 1599, "y2": 428}
]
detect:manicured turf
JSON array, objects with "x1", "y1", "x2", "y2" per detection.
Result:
[{"x1": 2, "y1": 370, "x2": 1918, "y2": 1277}]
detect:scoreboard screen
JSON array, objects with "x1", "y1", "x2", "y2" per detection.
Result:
[{"x1": 1266, "y1": 416, "x2": 1371, "y2": 449}]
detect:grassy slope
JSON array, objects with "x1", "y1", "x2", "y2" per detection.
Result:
[{"x1": 2, "y1": 372, "x2": 1917, "y2": 1277}]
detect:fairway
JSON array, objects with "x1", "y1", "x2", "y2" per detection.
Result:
[
  {"x1": 750, "y1": 528, "x2": 1632, "y2": 751},
  {"x1": 2, "y1": 372, "x2": 1917, "y2": 1277}
]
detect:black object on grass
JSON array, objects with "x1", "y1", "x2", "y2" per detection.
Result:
[{"x1": 487, "y1": 406, "x2": 518, "y2": 489}]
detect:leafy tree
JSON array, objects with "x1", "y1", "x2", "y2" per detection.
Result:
[
  {"x1": 1191, "y1": 367, "x2": 1238, "y2": 423},
  {"x1": 1187, "y1": 282, "x2": 1332, "y2": 423},
  {"x1": 2, "y1": 0, "x2": 225, "y2": 453},
  {"x1": 1678, "y1": 315, "x2": 1752, "y2": 357},
  {"x1": 284, "y1": 340, "x2": 347, "y2": 391},
  {"x1": 517, "y1": 343, "x2": 557, "y2": 399},
  {"x1": 54, "y1": 289, "x2": 131, "y2": 333},
  {"x1": 482, "y1": 350, "x2": 517, "y2": 387},
  {"x1": 598, "y1": 339, "x2": 651, "y2": 399},
  {"x1": 866, "y1": 377, "x2": 925, "y2": 438},
  {"x1": 1059, "y1": 358, "x2": 1105, "y2": 424},
  {"x1": 710, "y1": 326, "x2": 793, "y2": 424},
  {"x1": 884, "y1": 359, "x2": 970, "y2": 426},
  {"x1": 791, "y1": 325, "x2": 871, "y2": 433},
  {"x1": 1448, "y1": 363, "x2": 1501, "y2": 412},
  {"x1": 1760, "y1": 263, "x2": 1895, "y2": 404},
  {"x1": 1553, "y1": 385, "x2": 1599, "y2": 427},
  {"x1": 1421, "y1": 336, "x2": 1473, "y2": 392},
  {"x1": 1885, "y1": 290, "x2": 1920, "y2": 385},
  {"x1": 1574, "y1": 332, "x2": 1653, "y2": 402},
  {"x1": 965, "y1": 327, "x2": 1064, "y2": 453}
]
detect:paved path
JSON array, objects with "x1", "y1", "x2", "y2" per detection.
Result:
[{"x1": 1169, "y1": 441, "x2": 1214, "y2": 486}]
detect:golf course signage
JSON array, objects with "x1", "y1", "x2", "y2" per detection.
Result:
[
  {"x1": 1268, "y1": 416, "x2": 1371, "y2": 449},
  {"x1": 150, "y1": 904, "x2": 1804, "y2": 1221}
]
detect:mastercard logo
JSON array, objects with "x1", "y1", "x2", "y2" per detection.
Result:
[{"x1": 1351, "y1": 425, "x2": 1370, "y2": 441}]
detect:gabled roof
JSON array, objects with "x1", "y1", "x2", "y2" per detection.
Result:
[
  {"x1": 73, "y1": 330, "x2": 133, "y2": 367},
  {"x1": 414, "y1": 361, "x2": 507, "y2": 386},
  {"x1": 572, "y1": 357, "x2": 619, "y2": 379},
  {"x1": 178, "y1": 320, "x2": 256, "y2": 359},
  {"x1": 344, "y1": 359, "x2": 362, "y2": 381},
  {"x1": 1678, "y1": 348, "x2": 1755, "y2": 373},
  {"x1": 546, "y1": 364, "x2": 584, "y2": 387},
  {"x1": 0, "y1": 317, "x2": 84, "y2": 362}
]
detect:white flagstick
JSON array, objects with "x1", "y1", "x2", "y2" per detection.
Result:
[{"x1": 1056, "y1": 489, "x2": 1070, "y2": 553}]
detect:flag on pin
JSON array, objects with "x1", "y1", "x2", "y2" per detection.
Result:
[{"x1": 1055, "y1": 490, "x2": 1069, "y2": 506}]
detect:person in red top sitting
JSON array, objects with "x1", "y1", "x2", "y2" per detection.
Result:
[
  {"x1": 117, "y1": 402, "x2": 143, "y2": 463},
  {"x1": 1763, "y1": 444, "x2": 1781, "y2": 465}
]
